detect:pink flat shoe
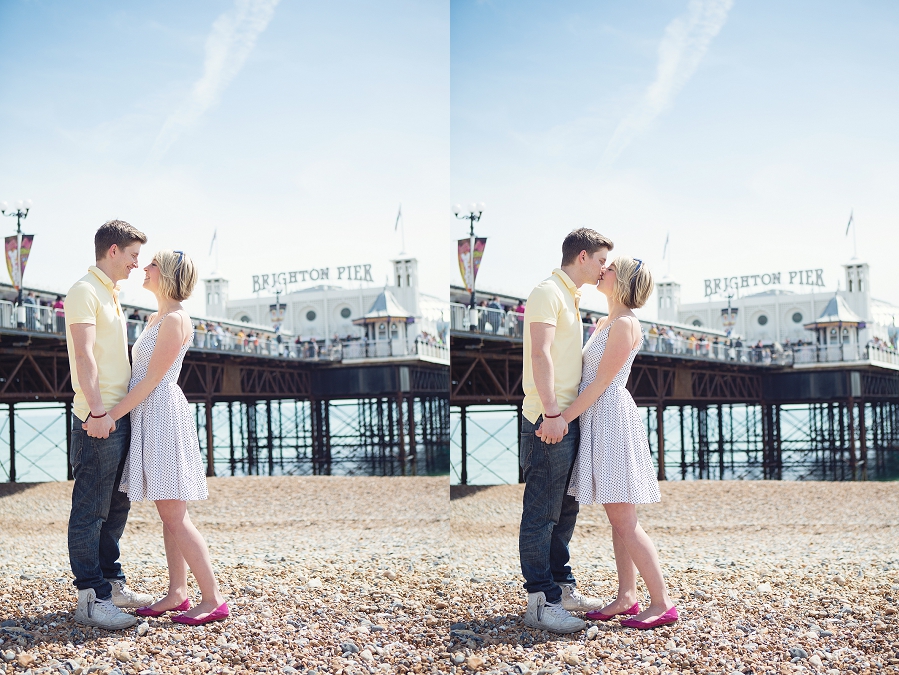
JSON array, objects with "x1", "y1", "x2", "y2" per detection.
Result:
[
  {"x1": 171, "y1": 602, "x2": 230, "y2": 625},
  {"x1": 620, "y1": 606, "x2": 679, "y2": 629},
  {"x1": 135, "y1": 598, "x2": 191, "y2": 617},
  {"x1": 586, "y1": 602, "x2": 640, "y2": 622}
]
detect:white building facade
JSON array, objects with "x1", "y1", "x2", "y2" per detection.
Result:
[
  {"x1": 660, "y1": 260, "x2": 899, "y2": 347},
  {"x1": 203, "y1": 257, "x2": 448, "y2": 346}
]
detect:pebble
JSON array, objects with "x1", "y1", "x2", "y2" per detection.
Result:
[
  {"x1": 136, "y1": 621, "x2": 149, "y2": 636},
  {"x1": 585, "y1": 624, "x2": 599, "y2": 639},
  {"x1": 466, "y1": 654, "x2": 485, "y2": 670},
  {"x1": 16, "y1": 652, "x2": 36, "y2": 667},
  {"x1": 809, "y1": 654, "x2": 824, "y2": 667}
]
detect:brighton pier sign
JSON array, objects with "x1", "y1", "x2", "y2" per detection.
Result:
[
  {"x1": 704, "y1": 269, "x2": 825, "y2": 297},
  {"x1": 252, "y1": 264, "x2": 373, "y2": 293}
]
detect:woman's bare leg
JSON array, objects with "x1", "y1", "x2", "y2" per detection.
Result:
[
  {"x1": 142, "y1": 522, "x2": 190, "y2": 612},
  {"x1": 603, "y1": 502, "x2": 674, "y2": 622},
  {"x1": 155, "y1": 500, "x2": 225, "y2": 617},
  {"x1": 596, "y1": 527, "x2": 641, "y2": 616}
]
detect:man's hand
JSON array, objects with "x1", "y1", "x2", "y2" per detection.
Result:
[
  {"x1": 536, "y1": 415, "x2": 568, "y2": 444},
  {"x1": 83, "y1": 414, "x2": 116, "y2": 439}
]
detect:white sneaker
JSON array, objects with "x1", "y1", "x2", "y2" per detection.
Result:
[
  {"x1": 560, "y1": 583, "x2": 605, "y2": 612},
  {"x1": 523, "y1": 591, "x2": 585, "y2": 634},
  {"x1": 75, "y1": 588, "x2": 137, "y2": 629},
  {"x1": 106, "y1": 579, "x2": 153, "y2": 609}
]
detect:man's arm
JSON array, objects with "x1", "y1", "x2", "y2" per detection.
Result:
[
  {"x1": 70, "y1": 323, "x2": 116, "y2": 438},
  {"x1": 530, "y1": 322, "x2": 568, "y2": 444}
]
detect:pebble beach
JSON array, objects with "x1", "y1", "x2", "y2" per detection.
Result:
[
  {"x1": 0, "y1": 476, "x2": 449, "y2": 675},
  {"x1": 2, "y1": 479, "x2": 899, "y2": 674},
  {"x1": 449, "y1": 481, "x2": 899, "y2": 675}
]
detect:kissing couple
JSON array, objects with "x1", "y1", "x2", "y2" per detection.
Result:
[{"x1": 518, "y1": 228, "x2": 678, "y2": 633}]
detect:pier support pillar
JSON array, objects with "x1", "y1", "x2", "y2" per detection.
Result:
[
  {"x1": 858, "y1": 400, "x2": 867, "y2": 481},
  {"x1": 205, "y1": 401, "x2": 215, "y2": 477},
  {"x1": 460, "y1": 405, "x2": 468, "y2": 485},
  {"x1": 656, "y1": 405, "x2": 666, "y2": 481},
  {"x1": 397, "y1": 393, "x2": 406, "y2": 476},
  {"x1": 8, "y1": 403, "x2": 15, "y2": 483},
  {"x1": 847, "y1": 397, "x2": 858, "y2": 480}
]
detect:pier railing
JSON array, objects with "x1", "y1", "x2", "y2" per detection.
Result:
[
  {"x1": 450, "y1": 303, "x2": 790, "y2": 365},
  {"x1": 0, "y1": 300, "x2": 447, "y2": 364},
  {"x1": 450, "y1": 301, "x2": 898, "y2": 368}
]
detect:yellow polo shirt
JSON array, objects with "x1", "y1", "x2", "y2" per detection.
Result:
[
  {"x1": 65, "y1": 266, "x2": 131, "y2": 422},
  {"x1": 522, "y1": 269, "x2": 583, "y2": 424}
]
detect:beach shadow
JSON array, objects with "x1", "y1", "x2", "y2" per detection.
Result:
[
  {"x1": 0, "y1": 483, "x2": 43, "y2": 498},
  {"x1": 450, "y1": 485, "x2": 498, "y2": 501},
  {"x1": 450, "y1": 617, "x2": 617, "y2": 649}
]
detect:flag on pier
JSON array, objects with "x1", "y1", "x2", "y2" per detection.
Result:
[
  {"x1": 458, "y1": 237, "x2": 487, "y2": 293},
  {"x1": 395, "y1": 204, "x2": 402, "y2": 230},
  {"x1": 845, "y1": 211, "x2": 853, "y2": 236},
  {"x1": 209, "y1": 229, "x2": 217, "y2": 255},
  {"x1": 4, "y1": 235, "x2": 34, "y2": 290},
  {"x1": 662, "y1": 232, "x2": 669, "y2": 259}
]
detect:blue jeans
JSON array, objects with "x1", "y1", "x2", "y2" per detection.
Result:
[
  {"x1": 68, "y1": 415, "x2": 131, "y2": 600},
  {"x1": 519, "y1": 416, "x2": 580, "y2": 604}
]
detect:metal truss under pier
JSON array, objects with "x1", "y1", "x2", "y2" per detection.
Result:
[
  {"x1": 0, "y1": 329, "x2": 449, "y2": 482},
  {"x1": 450, "y1": 332, "x2": 899, "y2": 483}
]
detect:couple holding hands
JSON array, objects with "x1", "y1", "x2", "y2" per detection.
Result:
[
  {"x1": 65, "y1": 221, "x2": 227, "y2": 630},
  {"x1": 519, "y1": 228, "x2": 678, "y2": 633}
]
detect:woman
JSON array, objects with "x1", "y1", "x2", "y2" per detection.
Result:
[
  {"x1": 109, "y1": 249, "x2": 228, "y2": 625},
  {"x1": 561, "y1": 257, "x2": 677, "y2": 629}
]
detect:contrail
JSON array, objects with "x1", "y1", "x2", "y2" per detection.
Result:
[
  {"x1": 601, "y1": 0, "x2": 733, "y2": 166},
  {"x1": 152, "y1": 0, "x2": 281, "y2": 159}
]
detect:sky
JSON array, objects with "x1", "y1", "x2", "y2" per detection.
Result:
[
  {"x1": 0, "y1": 0, "x2": 448, "y2": 315},
  {"x1": 451, "y1": 0, "x2": 899, "y2": 318}
]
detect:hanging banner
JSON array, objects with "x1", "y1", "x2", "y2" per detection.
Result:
[
  {"x1": 19, "y1": 235, "x2": 34, "y2": 283},
  {"x1": 5, "y1": 237, "x2": 19, "y2": 289},
  {"x1": 457, "y1": 237, "x2": 487, "y2": 293}
]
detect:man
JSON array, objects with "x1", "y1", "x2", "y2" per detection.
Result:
[
  {"x1": 519, "y1": 228, "x2": 613, "y2": 633},
  {"x1": 65, "y1": 220, "x2": 153, "y2": 630}
]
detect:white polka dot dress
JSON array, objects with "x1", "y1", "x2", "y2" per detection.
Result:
[
  {"x1": 119, "y1": 313, "x2": 208, "y2": 502},
  {"x1": 567, "y1": 318, "x2": 661, "y2": 505}
]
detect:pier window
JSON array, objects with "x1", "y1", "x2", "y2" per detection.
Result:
[
  {"x1": 792, "y1": 312, "x2": 802, "y2": 323},
  {"x1": 691, "y1": 319, "x2": 702, "y2": 327},
  {"x1": 757, "y1": 315, "x2": 768, "y2": 326},
  {"x1": 340, "y1": 307, "x2": 352, "y2": 319},
  {"x1": 306, "y1": 310, "x2": 316, "y2": 321},
  {"x1": 239, "y1": 314, "x2": 251, "y2": 323}
]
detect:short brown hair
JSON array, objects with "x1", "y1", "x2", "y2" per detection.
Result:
[
  {"x1": 154, "y1": 249, "x2": 198, "y2": 301},
  {"x1": 611, "y1": 256, "x2": 654, "y2": 309},
  {"x1": 95, "y1": 220, "x2": 147, "y2": 260},
  {"x1": 561, "y1": 228, "x2": 614, "y2": 265}
]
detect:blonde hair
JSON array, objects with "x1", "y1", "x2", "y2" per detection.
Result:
[
  {"x1": 611, "y1": 256, "x2": 654, "y2": 309},
  {"x1": 154, "y1": 249, "x2": 198, "y2": 301}
]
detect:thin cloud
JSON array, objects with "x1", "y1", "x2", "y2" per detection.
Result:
[
  {"x1": 601, "y1": 0, "x2": 733, "y2": 165},
  {"x1": 152, "y1": 0, "x2": 281, "y2": 159}
]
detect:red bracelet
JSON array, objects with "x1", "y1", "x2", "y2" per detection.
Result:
[
  {"x1": 88, "y1": 411, "x2": 108, "y2": 419},
  {"x1": 544, "y1": 412, "x2": 562, "y2": 419}
]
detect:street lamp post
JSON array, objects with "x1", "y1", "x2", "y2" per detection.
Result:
[
  {"x1": 722, "y1": 292, "x2": 738, "y2": 337},
  {"x1": 453, "y1": 203, "x2": 484, "y2": 329},
  {"x1": 0, "y1": 200, "x2": 33, "y2": 325}
]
